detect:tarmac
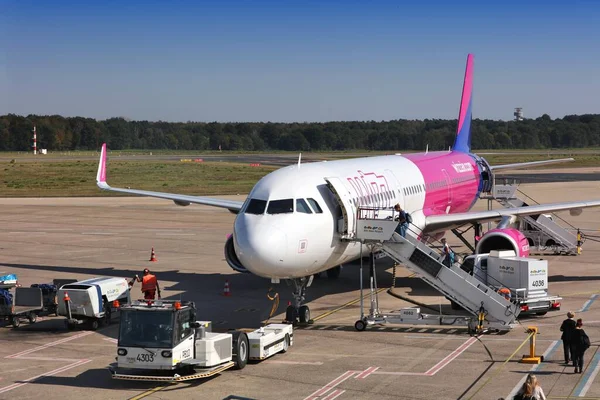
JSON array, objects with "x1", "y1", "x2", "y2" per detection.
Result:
[{"x1": 1, "y1": 177, "x2": 600, "y2": 399}]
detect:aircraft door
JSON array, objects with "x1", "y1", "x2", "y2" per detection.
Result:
[
  {"x1": 384, "y1": 169, "x2": 404, "y2": 209},
  {"x1": 324, "y1": 177, "x2": 357, "y2": 239}
]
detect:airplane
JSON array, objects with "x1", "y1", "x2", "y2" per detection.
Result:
[{"x1": 96, "y1": 53, "x2": 597, "y2": 324}]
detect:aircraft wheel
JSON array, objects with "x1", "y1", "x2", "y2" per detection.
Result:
[
  {"x1": 28, "y1": 312, "x2": 37, "y2": 323},
  {"x1": 11, "y1": 316, "x2": 20, "y2": 328},
  {"x1": 285, "y1": 305, "x2": 296, "y2": 323},
  {"x1": 355, "y1": 320, "x2": 366, "y2": 332},
  {"x1": 298, "y1": 305, "x2": 310, "y2": 324},
  {"x1": 232, "y1": 331, "x2": 249, "y2": 370}
]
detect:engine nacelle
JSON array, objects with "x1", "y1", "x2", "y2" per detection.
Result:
[
  {"x1": 224, "y1": 234, "x2": 250, "y2": 273},
  {"x1": 475, "y1": 228, "x2": 530, "y2": 257}
]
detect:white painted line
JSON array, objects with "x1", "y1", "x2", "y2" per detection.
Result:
[
  {"x1": 0, "y1": 359, "x2": 91, "y2": 394},
  {"x1": 372, "y1": 371, "x2": 425, "y2": 376},
  {"x1": 156, "y1": 233, "x2": 195, "y2": 236},
  {"x1": 392, "y1": 328, "x2": 400, "y2": 331},
  {"x1": 447, "y1": 329, "x2": 457, "y2": 334},
  {"x1": 418, "y1": 328, "x2": 428, "y2": 332},
  {"x1": 13, "y1": 356, "x2": 82, "y2": 362},
  {"x1": 103, "y1": 338, "x2": 118, "y2": 343},
  {"x1": 355, "y1": 366, "x2": 379, "y2": 379},
  {"x1": 505, "y1": 340, "x2": 560, "y2": 400},
  {"x1": 425, "y1": 336, "x2": 478, "y2": 376},
  {"x1": 322, "y1": 389, "x2": 345, "y2": 400},
  {"x1": 5, "y1": 331, "x2": 94, "y2": 358},
  {"x1": 303, "y1": 371, "x2": 357, "y2": 400},
  {"x1": 579, "y1": 358, "x2": 600, "y2": 396},
  {"x1": 267, "y1": 360, "x2": 324, "y2": 365}
]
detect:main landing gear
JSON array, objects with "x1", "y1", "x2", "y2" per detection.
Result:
[{"x1": 284, "y1": 276, "x2": 314, "y2": 325}]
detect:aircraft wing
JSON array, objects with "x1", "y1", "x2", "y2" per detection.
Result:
[
  {"x1": 96, "y1": 143, "x2": 245, "y2": 213},
  {"x1": 490, "y1": 157, "x2": 574, "y2": 171},
  {"x1": 423, "y1": 200, "x2": 598, "y2": 233}
]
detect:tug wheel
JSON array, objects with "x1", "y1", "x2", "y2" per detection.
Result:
[{"x1": 232, "y1": 331, "x2": 249, "y2": 370}]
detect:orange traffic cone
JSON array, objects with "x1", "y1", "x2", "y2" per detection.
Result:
[
  {"x1": 223, "y1": 280, "x2": 231, "y2": 296},
  {"x1": 149, "y1": 247, "x2": 157, "y2": 262}
]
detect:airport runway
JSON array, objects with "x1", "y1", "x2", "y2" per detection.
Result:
[{"x1": 1, "y1": 181, "x2": 600, "y2": 399}]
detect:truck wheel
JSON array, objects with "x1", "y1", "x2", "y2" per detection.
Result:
[
  {"x1": 90, "y1": 319, "x2": 100, "y2": 331},
  {"x1": 232, "y1": 331, "x2": 249, "y2": 370},
  {"x1": 281, "y1": 333, "x2": 290, "y2": 353},
  {"x1": 11, "y1": 316, "x2": 20, "y2": 328},
  {"x1": 28, "y1": 312, "x2": 37, "y2": 323}
]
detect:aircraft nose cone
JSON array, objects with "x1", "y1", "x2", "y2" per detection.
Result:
[{"x1": 233, "y1": 214, "x2": 288, "y2": 277}]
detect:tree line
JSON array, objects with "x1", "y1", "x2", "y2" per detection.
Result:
[{"x1": 1, "y1": 113, "x2": 600, "y2": 152}]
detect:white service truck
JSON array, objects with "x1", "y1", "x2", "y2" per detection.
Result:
[
  {"x1": 57, "y1": 276, "x2": 131, "y2": 330},
  {"x1": 459, "y1": 250, "x2": 561, "y2": 316},
  {"x1": 109, "y1": 299, "x2": 293, "y2": 382}
]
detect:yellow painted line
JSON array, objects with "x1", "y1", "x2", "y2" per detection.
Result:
[
  {"x1": 312, "y1": 287, "x2": 387, "y2": 322},
  {"x1": 128, "y1": 385, "x2": 169, "y2": 400}
]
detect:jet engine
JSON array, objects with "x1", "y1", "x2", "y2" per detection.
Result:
[
  {"x1": 475, "y1": 228, "x2": 530, "y2": 257},
  {"x1": 224, "y1": 234, "x2": 250, "y2": 273}
]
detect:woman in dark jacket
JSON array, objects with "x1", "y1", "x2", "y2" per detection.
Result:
[{"x1": 571, "y1": 318, "x2": 591, "y2": 373}]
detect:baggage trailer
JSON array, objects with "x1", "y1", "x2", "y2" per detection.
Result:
[
  {"x1": 0, "y1": 287, "x2": 43, "y2": 328},
  {"x1": 57, "y1": 277, "x2": 131, "y2": 330},
  {"x1": 108, "y1": 299, "x2": 293, "y2": 382}
]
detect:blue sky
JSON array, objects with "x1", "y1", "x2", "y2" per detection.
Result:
[{"x1": 2, "y1": 0, "x2": 599, "y2": 122}]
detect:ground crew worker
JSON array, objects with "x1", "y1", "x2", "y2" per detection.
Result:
[
  {"x1": 497, "y1": 287, "x2": 511, "y2": 301},
  {"x1": 135, "y1": 268, "x2": 161, "y2": 300}
]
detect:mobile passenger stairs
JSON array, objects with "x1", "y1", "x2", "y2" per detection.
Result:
[
  {"x1": 343, "y1": 207, "x2": 523, "y2": 335},
  {"x1": 481, "y1": 177, "x2": 581, "y2": 255}
]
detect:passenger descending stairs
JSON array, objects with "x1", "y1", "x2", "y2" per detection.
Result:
[{"x1": 377, "y1": 233, "x2": 521, "y2": 331}]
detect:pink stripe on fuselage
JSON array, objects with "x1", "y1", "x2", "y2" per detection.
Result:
[
  {"x1": 404, "y1": 151, "x2": 479, "y2": 216},
  {"x1": 457, "y1": 54, "x2": 473, "y2": 134}
]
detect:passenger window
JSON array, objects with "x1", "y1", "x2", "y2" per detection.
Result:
[
  {"x1": 267, "y1": 199, "x2": 294, "y2": 214},
  {"x1": 296, "y1": 199, "x2": 312, "y2": 214},
  {"x1": 245, "y1": 199, "x2": 267, "y2": 215},
  {"x1": 307, "y1": 198, "x2": 323, "y2": 213}
]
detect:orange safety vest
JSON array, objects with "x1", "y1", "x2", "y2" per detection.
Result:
[
  {"x1": 141, "y1": 274, "x2": 157, "y2": 292},
  {"x1": 498, "y1": 287, "x2": 511, "y2": 300}
]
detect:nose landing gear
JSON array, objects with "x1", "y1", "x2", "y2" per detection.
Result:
[{"x1": 284, "y1": 276, "x2": 314, "y2": 325}]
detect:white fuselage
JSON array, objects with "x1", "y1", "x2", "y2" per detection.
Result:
[{"x1": 232, "y1": 152, "x2": 474, "y2": 279}]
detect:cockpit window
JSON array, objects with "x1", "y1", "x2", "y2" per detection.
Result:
[
  {"x1": 307, "y1": 198, "x2": 323, "y2": 213},
  {"x1": 296, "y1": 199, "x2": 312, "y2": 214},
  {"x1": 267, "y1": 199, "x2": 294, "y2": 214},
  {"x1": 245, "y1": 199, "x2": 267, "y2": 215}
]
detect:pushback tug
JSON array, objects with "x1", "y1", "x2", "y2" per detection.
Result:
[{"x1": 109, "y1": 299, "x2": 293, "y2": 382}]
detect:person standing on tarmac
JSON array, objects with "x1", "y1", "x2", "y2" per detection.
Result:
[
  {"x1": 560, "y1": 311, "x2": 577, "y2": 364},
  {"x1": 135, "y1": 268, "x2": 161, "y2": 300}
]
